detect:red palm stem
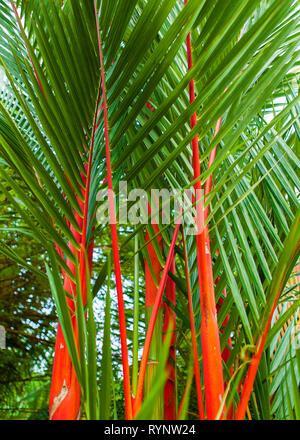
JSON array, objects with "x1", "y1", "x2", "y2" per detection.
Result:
[
  {"x1": 235, "y1": 242, "x2": 300, "y2": 419},
  {"x1": 182, "y1": 229, "x2": 205, "y2": 420},
  {"x1": 235, "y1": 282, "x2": 283, "y2": 420},
  {"x1": 134, "y1": 221, "x2": 181, "y2": 416},
  {"x1": 94, "y1": 0, "x2": 132, "y2": 420},
  {"x1": 204, "y1": 116, "x2": 222, "y2": 222},
  {"x1": 184, "y1": 0, "x2": 224, "y2": 419},
  {"x1": 145, "y1": 222, "x2": 163, "y2": 308},
  {"x1": 163, "y1": 256, "x2": 176, "y2": 419},
  {"x1": 78, "y1": 85, "x2": 101, "y2": 305},
  {"x1": 144, "y1": 216, "x2": 163, "y2": 418},
  {"x1": 49, "y1": 189, "x2": 85, "y2": 419}
]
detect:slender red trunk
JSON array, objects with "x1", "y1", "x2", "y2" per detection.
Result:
[
  {"x1": 182, "y1": 230, "x2": 205, "y2": 420},
  {"x1": 204, "y1": 116, "x2": 223, "y2": 223},
  {"x1": 235, "y1": 241, "x2": 300, "y2": 420},
  {"x1": 134, "y1": 222, "x2": 181, "y2": 415},
  {"x1": 144, "y1": 204, "x2": 164, "y2": 418},
  {"x1": 184, "y1": 0, "x2": 224, "y2": 419},
  {"x1": 163, "y1": 257, "x2": 176, "y2": 419},
  {"x1": 11, "y1": 0, "x2": 96, "y2": 419},
  {"x1": 235, "y1": 285, "x2": 283, "y2": 420},
  {"x1": 49, "y1": 322, "x2": 81, "y2": 419},
  {"x1": 49, "y1": 174, "x2": 94, "y2": 419},
  {"x1": 95, "y1": 2, "x2": 132, "y2": 418},
  {"x1": 145, "y1": 223, "x2": 162, "y2": 310}
]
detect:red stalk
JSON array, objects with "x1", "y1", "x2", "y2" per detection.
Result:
[
  {"x1": 13, "y1": 0, "x2": 102, "y2": 420},
  {"x1": 235, "y1": 281, "x2": 284, "y2": 420},
  {"x1": 78, "y1": 84, "x2": 102, "y2": 306},
  {"x1": 145, "y1": 222, "x2": 163, "y2": 309},
  {"x1": 163, "y1": 256, "x2": 176, "y2": 420},
  {"x1": 49, "y1": 322, "x2": 81, "y2": 419},
  {"x1": 182, "y1": 229, "x2": 205, "y2": 420},
  {"x1": 184, "y1": 0, "x2": 224, "y2": 419},
  {"x1": 204, "y1": 120, "x2": 233, "y2": 378},
  {"x1": 49, "y1": 192, "x2": 85, "y2": 419},
  {"x1": 206, "y1": 126, "x2": 234, "y2": 413},
  {"x1": 50, "y1": 84, "x2": 100, "y2": 419},
  {"x1": 216, "y1": 288, "x2": 234, "y2": 420},
  {"x1": 204, "y1": 116, "x2": 222, "y2": 223},
  {"x1": 204, "y1": 106, "x2": 233, "y2": 392},
  {"x1": 49, "y1": 210, "x2": 82, "y2": 419},
  {"x1": 235, "y1": 244, "x2": 300, "y2": 419},
  {"x1": 134, "y1": 221, "x2": 181, "y2": 416},
  {"x1": 144, "y1": 216, "x2": 163, "y2": 418},
  {"x1": 144, "y1": 152, "x2": 172, "y2": 417},
  {"x1": 49, "y1": 181, "x2": 96, "y2": 419},
  {"x1": 94, "y1": 1, "x2": 132, "y2": 420}
]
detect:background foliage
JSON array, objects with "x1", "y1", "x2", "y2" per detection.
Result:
[{"x1": 0, "y1": 0, "x2": 299, "y2": 420}]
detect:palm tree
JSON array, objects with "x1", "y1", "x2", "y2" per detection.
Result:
[{"x1": 0, "y1": 0, "x2": 299, "y2": 420}]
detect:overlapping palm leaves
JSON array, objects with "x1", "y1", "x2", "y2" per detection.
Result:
[{"x1": 0, "y1": 0, "x2": 299, "y2": 420}]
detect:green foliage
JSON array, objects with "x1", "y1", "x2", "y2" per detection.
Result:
[{"x1": 0, "y1": 0, "x2": 299, "y2": 420}]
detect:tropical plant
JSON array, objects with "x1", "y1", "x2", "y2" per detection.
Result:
[{"x1": 0, "y1": 0, "x2": 299, "y2": 420}]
